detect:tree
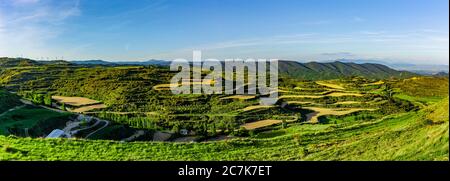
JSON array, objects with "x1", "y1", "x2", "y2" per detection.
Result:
[
  {"x1": 32, "y1": 93, "x2": 44, "y2": 105},
  {"x1": 209, "y1": 123, "x2": 217, "y2": 136},
  {"x1": 44, "y1": 94, "x2": 52, "y2": 106},
  {"x1": 60, "y1": 103, "x2": 66, "y2": 111},
  {"x1": 172, "y1": 122, "x2": 181, "y2": 134},
  {"x1": 381, "y1": 84, "x2": 394, "y2": 100},
  {"x1": 281, "y1": 119, "x2": 287, "y2": 129}
]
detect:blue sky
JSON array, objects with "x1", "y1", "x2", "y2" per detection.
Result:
[{"x1": 0, "y1": 0, "x2": 448, "y2": 64}]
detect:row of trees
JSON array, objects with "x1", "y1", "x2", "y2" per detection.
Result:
[
  {"x1": 21, "y1": 91, "x2": 52, "y2": 106},
  {"x1": 96, "y1": 111, "x2": 243, "y2": 137}
]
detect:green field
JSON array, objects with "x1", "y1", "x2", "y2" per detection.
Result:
[
  {"x1": 0, "y1": 97, "x2": 447, "y2": 160},
  {"x1": 0, "y1": 59, "x2": 448, "y2": 161},
  {"x1": 0, "y1": 105, "x2": 72, "y2": 137},
  {"x1": 0, "y1": 89, "x2": 21, "y2": 114}
]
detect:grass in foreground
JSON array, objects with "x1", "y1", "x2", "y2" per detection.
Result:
[{"x1": 0, "y1": 97, "x2": 447, "y2": 161}]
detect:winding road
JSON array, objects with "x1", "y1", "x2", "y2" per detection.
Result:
[{"x1": 18, "y1": 98, "x2": 111, "y2": 139}]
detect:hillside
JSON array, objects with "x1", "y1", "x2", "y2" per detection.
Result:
[
  {"x1": 0, "y1": 60, "x2": 447, "y2": 160},
  {"x1": 0, "y1": 96, "x2": 447, "y2": 161},
  {"x1": 278, "y1": 61, "x2": 416, "y2": 80},
  {"x1": 37, "y1": 60, "x2": 73, "y2": 65},
  {"x1": 0, "y1": 58, "x2": 74, "y2": 67},
  {"x1": 0, "y1": 89, "x2": 22, "y2": 114},
  {"x1": 70, "y1": 59, "x2": 416, "y2": 80},
  {"x1": 70, "y1": 60, "x2": 114, "y2": 65},
  {"x1": 71, "y1": 59, "x2": 171, "y2": 66},
  {"x1": 0, "y1": 58, "x2": 40, "y2": 67},
  {"x1": 1, "y1": 57, "x2": 417, "y2": 80}
]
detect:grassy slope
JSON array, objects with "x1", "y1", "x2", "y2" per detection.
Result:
[
  {"x1": 0, "y1": 90, "x2": 22, "y2": 114},
  {"x1": 278, "y1": 61, "x2": 415, "y2": 80},
  {"x1": 393, "y1": 77, "x2": 449, "y2": 106},
  {"x1": 0, "y1": 105, "x2": 71, "y2": 136},
  {"x1": 1, "y1": 88, "x2": 72, "y2": 136},
  {"x1": 1, "y1": 97, "x2": 447, "y2": 161}
]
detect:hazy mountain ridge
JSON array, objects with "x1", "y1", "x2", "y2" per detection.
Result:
[
  {"x1": 1, "y1": 58, "x2": 75, "y2": 67},
  {"x1": 71, "y1": 59, "x2": 171, "y2": 66},
  {"x1": 321, "y1": 59, "x2": 449, "y2": 75},
  {"x1": 278, "y1": 60, "x2": 416, "y2": 80},
  {"x1": 0, "y1": 57, "x2": 420, "y2": 80},
  {"x1": 0, "y1": 57, "x2": 41, "y2": 67}
]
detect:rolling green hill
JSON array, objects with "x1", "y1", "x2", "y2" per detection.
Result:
[
  {"x1": 0, "y1": 96, "x2": 447, "y2": 161},
  {"x1": 0, "y1": 89, "x2": 22, "y2": 114},
  {"x1": 0, "y1": 59, "x2": 447, "y2": 161},
  {"x1": 0, "y1": 89, "x2": 72, "y2": 137},
  {"x1": 0, "y1": 58, "x2": 41, "y2": 67},
  {"x1": 1, "y1": 57, "x2": 417, "y2": 81},
  {"x1": 278, "y1": 60, "x2": 416, "y2": 80}
]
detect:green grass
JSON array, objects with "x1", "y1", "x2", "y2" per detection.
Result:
[
  {"x1": 319, "y1": 112, "x2": 382, "y2": 124},
  {"x1": 394, "y1": 93, "x2": 443, "y2": 106},
  {"x1": 254, "y1": 124, "x2": 331, "y2": 138},
  {"x1": 393, "y1": 77, "x2": 448, "y2": 98},
  {"x1": 0, "y1": 90, "x2": 22, "y2": 114},
  {"x1": 0, "y1": 64, "x2": 448, "y2": 161},
  {"x1": 1, "y1": 97, "x2": 447, "y2": 161},
  {"x1": 0, "y1": 105, "x2": 71, "y2": 136}
]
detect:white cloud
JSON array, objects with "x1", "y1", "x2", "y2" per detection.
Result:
[
  {"x1": 191, "y1": 33, "x2": 318, "y2": 50},
  {"x1": 10, "y1": 0, "x2": 40, "y2": 6},
  {"x1": 146, "y1": 30, "x2": 449, "y2": 65},
  {"x1": 0, "y1": 0, "x2": 80, "y2": 58}
]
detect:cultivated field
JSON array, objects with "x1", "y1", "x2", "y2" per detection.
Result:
[
  {"x1": 286, "y1": 101, "x2": 313, "y2": 105},
  {"x1": 52, "y1": 96, "x2": 101, "y2": 107},
  {"x1": 71, "y1": 104, "x2": 107, "y2": 113},
  {"x1": 220, "y1": 95, "x2": 256, "y2": 100},
  {"x1": 316, "y1": 81, "x2": 345, "y2": 89},
  {"x1": 334, "y1": 101, "x2": 362, "y2": 105},
  {"x1": 303, "y1": 107, "x2": 378, "y2": 123},
  {"x1": 241, "y1": 119, "x2": 283, "y2": 130},
  {"x1": 242, "y1": 105, "x2": 276, "y2": 111},
  {"x1": 326, "y1": 92, "x2": 363, "y2": 97},
  {"x1": 0, "y1": 60, "x2": 448, "y2": 161},
  {"x1": 153, "y1": 79, "x2": 214, "y2": 91}
]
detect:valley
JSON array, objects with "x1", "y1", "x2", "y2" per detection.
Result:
[{"x1": 0, "y1": 57, "x2": 448, "y2": 160}]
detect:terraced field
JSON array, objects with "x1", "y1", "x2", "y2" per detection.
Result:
[
  {"x1": 279, "y1": 91, "x2": 363, "y2": 100},
  {"x1": 153, "y1": 79, "x2": 214, "y2": 91},
  {"x1": 220, "y1": 95, "x2": 256, "y2": 100},
  {"x1": 315, "y1": 81, "x2": 345, "y2": 89},
  {"x1": 52, "y1": 96, "x2": 106, "y2": 113},
  {"x1": 334, "y1": 101, "x2": 362, "y2": 105},
  {"x1": 242, "y1": 105, "x2": 277, "y2": 112},
  {"x1": 52, "y1": 96, "x2": 101, "y2": 106},
  {"x1": 241, "y1": 119, "x2": 283, "y2": 130},
  {"x1": 303, "y1": 107, "x2": 377, "y2": 123},
  {"x1": 1, "y1": 97, "x2": 447, "y2": 160},
  {"x1": 0, "y1": 61, "x2": 448, "y2": 161},
  {"x1": 71, "y1": 104, "x2": 107, "y2": 113}
]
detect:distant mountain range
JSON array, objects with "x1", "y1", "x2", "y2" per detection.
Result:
[
  {"x1": 322, "y1": 59, "x2": 449, "y2": 75},
  {"x1": 0, "y1": 57, "x2": 39, "y2": 67},
  {"x1": 2, "y1": 57, "x2": 446, "y2": 80},
  {"x1": 278, "y1": 60, "x2": 416, "y2": 80},
  {"x1": 1, "y1": 58, "x2": 172, "y2": 67},
  {"x1": 388, "y1": 64, "x2": 449, "y2": 75},
  {"x1": 70, "y1": 58, "x2": 448, "y2": 75},
  {"x1": 70, "y1": 59, "x2": 171, "y2": 66}
]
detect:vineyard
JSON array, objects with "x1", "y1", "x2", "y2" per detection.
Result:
[{"x1": 0, "y1": 60, "x2": 448, "y2": 160}]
